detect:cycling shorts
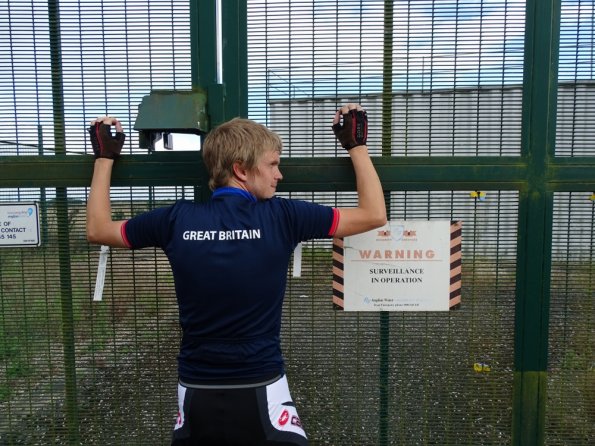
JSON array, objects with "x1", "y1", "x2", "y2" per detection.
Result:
[{"x1": 171, "y1": 374, "x2": 308, "y2": 446}]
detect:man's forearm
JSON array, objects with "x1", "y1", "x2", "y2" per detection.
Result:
[
  {"x1": 333, "y1": 145, "x2": 387, "y2": 238},
  {"x1": 86, "y1": 158, "x2": 125, "y2": 246},
  {"x1": 349, "y1": 145, "x2": 386, "y2": 223},
  {"x1": 85, "y1": 116, "x2": 128, "y2": 247}
]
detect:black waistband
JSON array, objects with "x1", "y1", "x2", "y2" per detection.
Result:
[
  {"x1": 182, "y1": 331, "x2": 278, "y2": 345},
  {"x1": 179, "y1": 373, "x2": 282, "y2": 390}
]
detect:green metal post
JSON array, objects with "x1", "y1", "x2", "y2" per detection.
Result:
[
  {"x1": 379, "y1": 1, "x2": 394, "y2": 443},
  {"x1": 221, "y1": 0, "x2": 248, "y2": 119},
  {"x1": 37, "y1": 125, "x2": 48, "y2": 246},
  {"x1": 513, "y1": 1, "x2": 560, "y2": 445},
  {"x1": 191, "y1": 0, "x2": 216, "y2": 90},
  {"x1": 191, "y1": 0, "x2": 226, "y2": 128},
  {"x1": 48, "y1": 1, "x2": 79, "y2": 443},
  {"x1": 381, "y1": 0, "x2": 394, "y2": 155},
  {"x1": 189, "y1": 0, "x2": 202, "y2": 89}
]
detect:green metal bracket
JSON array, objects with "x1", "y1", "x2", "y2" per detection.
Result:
[{"x1": 134, "y1": 89, "x2": 208, "y2": 150}]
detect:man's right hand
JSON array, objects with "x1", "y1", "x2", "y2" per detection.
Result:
[
  {"x1": 332, "y1": 103, "x2": 368, "y2": 150},
  {"x1": 88, "y1": 116, "x2": 125, "y2": 159}
]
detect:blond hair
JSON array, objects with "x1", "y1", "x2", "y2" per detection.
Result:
[{"x1": 202, "y1": 118, "x2": 283, "y2": 190}]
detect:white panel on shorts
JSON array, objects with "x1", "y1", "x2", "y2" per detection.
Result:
[
  {"x1": 174, "y1": 383, "x2": 187, "y2": 430},
  {"x1": 266, "y1": 375, "x2": 307, "y2": 438}
]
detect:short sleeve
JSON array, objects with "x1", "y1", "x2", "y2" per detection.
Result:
[
  {"x1": 275, "y1": 198, "x2": 336, "y2": 244},
  {"x1": 123, "y1": 204, "x2": 177, "y2": 249}
]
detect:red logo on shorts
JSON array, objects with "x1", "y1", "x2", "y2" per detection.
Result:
[
  {"x1": 291, "y1": 415, "x2": 302, "y2": 428},
  {"x1": 175, "y1": 410, "x2": 183, "y2": 429},
  {"x1": 278, "y1": 409, "x2": 289, "y2": 426}
]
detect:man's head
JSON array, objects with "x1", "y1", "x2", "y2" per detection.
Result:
[{"x1": 202, "y1": 118, "x2": 283, "y2": 195}]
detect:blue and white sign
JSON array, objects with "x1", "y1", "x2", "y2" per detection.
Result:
[{"x1": 0, "y1": 203, "x2": 41, "y2": 247}]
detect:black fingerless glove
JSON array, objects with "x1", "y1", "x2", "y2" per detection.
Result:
[
  {"x1": 88, "y1": 123, "x2": 125, "y2": 159},
  {"x1": 332, "y1": 109, "x2": 368, "y2": 150}
]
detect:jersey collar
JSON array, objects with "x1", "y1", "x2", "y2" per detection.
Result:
[{"x1": 212, "y1": 186, "x2": 257, "y2": 202}]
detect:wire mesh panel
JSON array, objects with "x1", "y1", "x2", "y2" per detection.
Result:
[
  {"x1": 247, "y1": 2, "x2": 524, "y2": 444},
  {"x1": 0, "y1": 1, "x2": 191, "y2": 157},
  {"x1": 280, "y1": 190, "x2": 518, "y2": 445},
  {"x1": 247, "y1": 0, "x2": 526, "y2": 156},
  {"x1": 1, "y1": 0, "x2": 192, "y2": 444},
  {"x1": 547, "y1": 192, "x2": 594, "y2": 445},
  {"x1": 387, "y1": 191, "x2": 517, "y2": 445},
  {"x1": 0, "y1": 188, "x2": 65, "y2": 444},
  {"x1": 72, "y1": 186, "x2": 190, "y2": 445},
  {"x1": 548, "y1": 1, "x2": 595, "y2": 442},
  {"x1": 0, "y1": 2, "x2": 52, "y2": 156},
  {"x1": 556, "y1": 0, "x2": 595, "y2": 157},
  {"x1": 0, "y1": 186, "x2": 192, "y2": 445}
]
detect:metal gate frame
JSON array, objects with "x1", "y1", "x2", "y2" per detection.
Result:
[{"x1": 0, "y1": 1, "x2": 593, "y2": 445}]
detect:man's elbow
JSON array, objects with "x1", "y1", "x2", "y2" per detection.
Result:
[
  {"x1": 361, "y1": 207, "x2": 387, "y2": 231},
  {"x1": 371, "y1": 212, "x2": 387, "y2": 229},
  {"x1": 362, "y1": 209, "x2": 387, "y2": 232},
  {"x1": 86, "y1": 227, "x2": 100, "y2": 244},
  {"x1": 86, "y1": 222, "x2": 105, "y2": 245}
]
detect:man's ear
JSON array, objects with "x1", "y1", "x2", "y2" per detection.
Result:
[{"x1": 232, "y1": 161, "x2": 248, "y2": 182}]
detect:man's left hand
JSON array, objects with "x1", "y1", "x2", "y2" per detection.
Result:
[{"x1": 88, "y1": 116, "x2": 125, "y2": 159}]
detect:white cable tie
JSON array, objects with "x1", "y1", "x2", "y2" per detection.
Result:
[
  {"x1": 93, "y1": 245, "x2": 110, "y2": 302},
  {"x1": 292, "y1": 242, "x2": 303, "y2": 278}
]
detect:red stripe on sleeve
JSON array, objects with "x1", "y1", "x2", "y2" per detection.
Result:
[
  {"x1": 328, "y1": 208, "x2": 340, "y2": 236},
  {"x1": 120, "y1": 221, "x2": 132, "y2": 248}
]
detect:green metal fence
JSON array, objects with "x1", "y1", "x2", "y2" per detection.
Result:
[{"x1": 0, "y1": 1, "x2": 593, "y2": 445}]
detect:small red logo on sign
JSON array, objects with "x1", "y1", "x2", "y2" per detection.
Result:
[{"x1": 278, "y1": 409, "x2": 289, "y2": 426}]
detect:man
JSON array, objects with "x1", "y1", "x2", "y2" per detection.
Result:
[{"x1": 86, "y1": 103, "x2": 386, "y2": 445}]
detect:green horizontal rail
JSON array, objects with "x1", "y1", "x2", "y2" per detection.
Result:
[
  {"x1": 0, "y1": 152, "x2": 595, "y2": 191},
  {"x1": 0, "y1": 154, "x2": 593, "y2": 190}
]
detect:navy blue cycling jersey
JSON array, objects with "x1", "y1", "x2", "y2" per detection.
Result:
[{"x1": 122, "y1": 187, "x2": 338, "y2": 384}]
